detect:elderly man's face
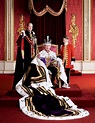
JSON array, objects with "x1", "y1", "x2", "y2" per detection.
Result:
[{"x1": 44, "y1": 45, "x2": 51, "y2": 52}]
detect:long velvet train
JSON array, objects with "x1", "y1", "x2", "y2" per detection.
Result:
[{"x1": 16, "y1": 58, "x2": 89, "y2": 120}]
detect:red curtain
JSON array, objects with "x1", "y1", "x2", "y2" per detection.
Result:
[{"x1": 30, "y1": 0, "x2": 66, "y2": 47}]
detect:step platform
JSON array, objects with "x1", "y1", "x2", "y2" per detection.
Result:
[
  {"x1": 55, "y1": 84, "x2": 82, "y2": 97},
  {"x1": 0, "y1": 84, "x2": 95, "y2": 108},
  {"x1": 70, "y1": 69, "x2": 82, "y2": 76},
  {"x1": 71, "y1": 89, "x2": 95, "y2": 108}
]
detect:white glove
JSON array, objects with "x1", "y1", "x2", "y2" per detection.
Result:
[
  {"x1": 21, "y1": 30, "x2": 26, "y2": 37},
  {"x1": 57, "y1": 57, "x2": 62, "y2": 62},
  {"x1": 71, "y1": 61, "x2": 75, "y2": 66},
  {"x1": 32, "y1": 31, "x2": 35, "y2": 35}
]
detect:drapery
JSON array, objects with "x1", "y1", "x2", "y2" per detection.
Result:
[
  {"x1": 28, "y1": 0, "x2": 66, "y2": 46},
  {"x1": 28, "y1": 0, "x2": 66, "y2": 16}
]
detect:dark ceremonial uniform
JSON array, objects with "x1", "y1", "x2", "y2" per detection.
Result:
[
  {"x1": 60, "y1": 43, "x2": 75, "y2": 84},
  {"x1": 21, "y1": 30, "x2": 36, "y2": 72},
  {"x1": 13, "y1": 30, "x2": 37, "y2": 89}
]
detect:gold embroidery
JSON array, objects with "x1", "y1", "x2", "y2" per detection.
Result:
[
  {"x1": 63, "y1": 45, "x2": 67, "y2": 62},
  {"x1": 30, "y1": 33, "x2": 33, "y2": 38}
]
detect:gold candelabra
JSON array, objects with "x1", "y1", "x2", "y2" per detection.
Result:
[
  {"x1": 69, "y1": 14, "x2": 79, "y2": 47},
  {"x1": 17, "y1": 15, "x2": 26, "y2": 35}
]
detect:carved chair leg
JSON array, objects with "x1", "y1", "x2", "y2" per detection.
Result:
[{"x1": 58, "y1": 79, "x2": 61, "y2": 88}]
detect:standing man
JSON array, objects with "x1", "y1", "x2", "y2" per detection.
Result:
[
  {"x1": 13, "y1": 23, "x2": 37, "y2": 89},
  {"x1": 60, "y1": 36, "x2": 75, "y2": 87},
  {"x1": 21, "y1": 22, "x2": 37, "y2": 72}
]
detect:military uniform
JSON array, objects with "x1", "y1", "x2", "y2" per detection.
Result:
[{"x1": 60, "y1": 43, "x2": 75, "y2": 84}]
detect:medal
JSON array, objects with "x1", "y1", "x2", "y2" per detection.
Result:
[{"x1": 30, "y1": 33, "x2": 32, "y2": 38}]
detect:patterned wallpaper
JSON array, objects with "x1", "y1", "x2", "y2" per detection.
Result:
[
  {"x1": 91, "y1": 0, "x2": 95, "y2": 60},
  {"x1": 0, "y1": 1, "x2": 5, "y2": 60},
  {"x1": 14, "y1": 0, "x2": 30, "y2": 59},
  {"x1": 66, "y1": 0, "x2": 82, "y2": 60},
  {"x1": 0, "y1": 0, "x2": 95, "y2": 61}
]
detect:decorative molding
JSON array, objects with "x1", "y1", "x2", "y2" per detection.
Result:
[
  {"x1": 0, "y1": 61, "x2": 15, "y2": 73},
  {"x1": 0, "y1": 60, "x2": 95, "y2": 74},
  {"x1": 5, "y1": 0, "x2": 14, "y2": 61},
  {"x1": 83, "y1": 0, "x2": 91, "y2": 61},
  {"x1": 74, "y1": 60, "x2": 95, "y2": 73}
]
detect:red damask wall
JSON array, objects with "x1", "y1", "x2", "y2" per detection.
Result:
[
  {"x1": 0, "y1": 0, "x2": 94, "y2": 61},
  {"x1": 14, "y1": 0, "x2": 30, "y2": 59},
  {"x1": 0, "y1": 1, "x2": 5, "y2": 60},
  {"x1": 66, "y1": 0, "x2": 82, "y2": 60},
  {"x1": 14, "y1": 0, "x2": 83, "y2": 60},
  {"x1": 91, "y1": 0, "x2": 95, "y2": 60}
]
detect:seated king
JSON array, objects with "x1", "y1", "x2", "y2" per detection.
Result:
[{"x1": 37, "y1": 36, "x2": 70, "y2": 88}]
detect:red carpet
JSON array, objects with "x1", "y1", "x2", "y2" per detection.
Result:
[
  {"x1": 55, "y1": 84, "x2": 82, "y2": 97},
  {"x1": 0, "y1": 74, "x2": 14, "y2": 96},
  {"x1": 0, "y1": 107, "x2": 95, "y2": 123},
  {"x1": 0, "y1": 74, "x2": 95, "y2": 123},
  {"x1": 70, "y1": 69, "x2": 82, "y2": 76},
  {"x1": 0, "y1": 84, "x2": 95, "y2": 108}
]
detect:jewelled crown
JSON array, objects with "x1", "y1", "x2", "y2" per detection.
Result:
[{"x1": 43, "y1": 36, "x2": 52, "y2": 45}]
